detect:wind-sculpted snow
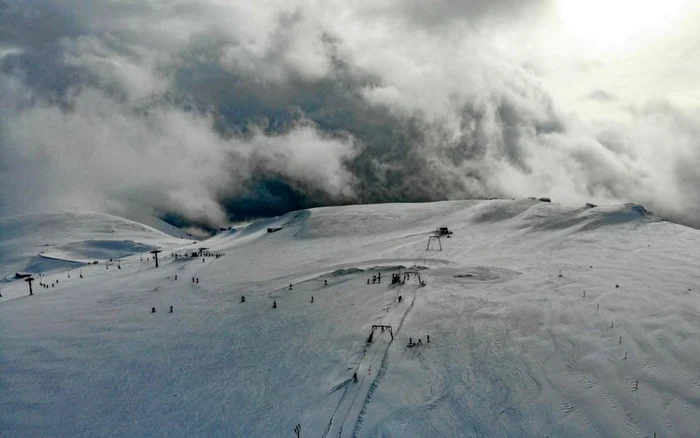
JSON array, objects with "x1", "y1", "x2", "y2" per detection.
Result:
[
  {"x1": 0, "y1": 210, "x2": 188, "y2": 278},
  {"x1": 1, "y1": 200, "x2": 699, "y2": 437},
  {"x1": 43, "y1": 240, "x2": 157, "y2": 262}
]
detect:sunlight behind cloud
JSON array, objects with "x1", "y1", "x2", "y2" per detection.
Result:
[{"x1": 558, "y1": 0, "x2": 688, "y2": 51}]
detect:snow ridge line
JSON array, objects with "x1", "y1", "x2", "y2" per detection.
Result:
[{"x1": 351, "y1": 290, "x2": 418, "y2": 437}]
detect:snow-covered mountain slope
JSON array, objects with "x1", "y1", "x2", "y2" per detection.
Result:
[
  {"x1": 1, "y1": 200, "x2": 699, "y2": 437},
  {"x1": 0, "y1": 210, "x2": 192, "y2": 279}
]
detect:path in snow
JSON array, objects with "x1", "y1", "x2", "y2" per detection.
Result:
[{"x1": 321, "y1": 278, "x2": 422, "y2": 438}]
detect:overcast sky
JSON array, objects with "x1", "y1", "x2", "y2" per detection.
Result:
[{"x1": 1, "y1": 0, "x2": 700, "y2": 226}]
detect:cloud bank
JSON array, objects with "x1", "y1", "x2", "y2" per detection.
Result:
[{"x1": 1, "y1": 0, "x2": 700, "y2": 227}]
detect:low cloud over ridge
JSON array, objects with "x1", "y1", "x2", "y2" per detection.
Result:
[{"x1": 2, "y1": 0, "x2": 700, "y2": 226}]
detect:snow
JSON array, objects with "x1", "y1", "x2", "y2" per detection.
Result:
[
  {"x1": 0, "y1": 210, "x2": 191, "y2": 278},
  {"x1": 1, "y1": 199, "x2": 700, "y2": 437}
]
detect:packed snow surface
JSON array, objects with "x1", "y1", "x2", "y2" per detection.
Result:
[{"x1": 1, "y1": 200, "x2": 700, "y2": 437}]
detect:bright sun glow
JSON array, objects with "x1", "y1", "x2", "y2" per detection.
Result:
[{"x1": 559, "y1": 0, "x2": 688, "y2": 50}]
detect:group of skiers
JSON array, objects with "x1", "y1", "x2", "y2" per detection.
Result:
[
  {"x1": 407, "y1": 335, "x2": 429, "y2": 347},
  {"x1": 171, "y1": 251, "x2": 223, "y2": 259},
  {"x1": 151, "y1": 306, "x2": 174, "y2": 313},
  {"x1": 366, "y1": 272, "x2": 382, "y2": 285},
  {"x1": 239, "y1": 279, "x2": 327, "y2": 308},
  {"x1": 38, "y1": 275, "x2": 64, "y2": 289}
]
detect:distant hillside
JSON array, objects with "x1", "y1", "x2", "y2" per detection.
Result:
[{"x1": 0, "y1": 210, "x2": 190, "y2": 278}]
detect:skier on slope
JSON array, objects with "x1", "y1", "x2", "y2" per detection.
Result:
[{"x1": 353, "y1": 372, "x2": 358, "y2": 383}]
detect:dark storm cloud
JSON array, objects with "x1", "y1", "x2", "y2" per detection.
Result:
[{"x1": 1, "y1": 0, "x2": 700, "y2": 227}]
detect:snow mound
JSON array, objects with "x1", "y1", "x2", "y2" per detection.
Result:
[
  {"x1": 470, "y1": 198, "x2": 541, "y2": 224},
  {"x1": 42, "y1": 240, "x2": 156, "y2": 262},
  {"x1": 20, "y1": 256, "x2": 85, "y2": 276},
  {"x1": 0, "y1": 210, "x2": 185, "y2": 278},
  {"x1": 517, "y1": 202, "x2": 658, "y2": 233},
  {"x1": 442, "y1": 266, "x2": 521, "y2": 283}
]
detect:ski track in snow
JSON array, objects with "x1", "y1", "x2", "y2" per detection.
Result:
[{"x1": 2, "y1": 200, "x2": 700, "y2": 437}]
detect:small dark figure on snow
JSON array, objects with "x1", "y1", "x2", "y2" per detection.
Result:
[
  {"x1": 80, "y1": 273, "x2": 83, "y2": 279},
  {"x1": 367, "y1": 278, "x2": 370, "y2": 285},
  {"x1": 367, "y1": 332, "x2": 373, "y2": 343},
  {"x1": 324, "y1": 280, "x2": 328, "y2": 286},
  {"x1": 418, "y1": 338, "x2": 422, "y2": 346},
  {"x1": 241, "y1": 296, "x2": 246, "y2": 303},
  {"x1": 196, "y1": 278, "x2": 199, "y2": 284},
  {"x1": 273, "y1": 300, "x2": 277, "y2": 308},
  {"x1": 203, "y1": 258, "x2": 205, "y2": 263},
  {"x1": 398, "y1": 295, "x2": 402, "y2": 303},
  {"x1": 169, "y1": 306, "x2": 173, "y2": 313},
  {"x1": 353, "y1": 372, "x2": 358, "y2": 383},
  {"x1": 151, "y1": 307, "x2": 156, "y2": 313},
  {"x1": 372, "y1": 276, "x2": 376, "y2": 284},
  {"x1": 192, "y1": 277, "x2": 195, "y2": 282},
  {"x1": 377, "y1": 272, "x2": 381, "y2": 284},
  {"x1": 427, "y1": 335, "x2": 430, "y2": 343},
  {"x1": 118, "y1": 264, "x2": 121, "y2": 269},
  {"x1": 311, "y1": 296, "x2": 314, "y2": 303},
  {"x1": 175, "y1": 275, "x2": 177, "y2": 280},
  {"x1": 289, "y1": 283, "x2": 293, "y2": 290},
  {"x1": 409, "y1": 337, "x2": 413, "y2": 346}
]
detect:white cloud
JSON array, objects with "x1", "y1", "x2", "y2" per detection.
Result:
[{"x1": 2, "y1": 0, "x2": 700, "y2": 226}]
